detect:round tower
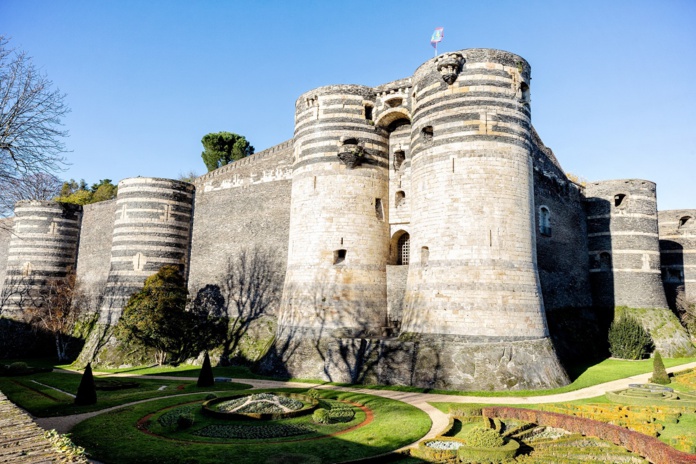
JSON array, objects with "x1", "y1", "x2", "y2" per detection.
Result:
[
  {"x1": 279, "y1": 84, "x2": 390, "y2": 355},
  {"x1": 100, "y1": 177, "x2": 195, "y2": 323},
  {"x1": 401, "y1": 49, "x2": 549, "y2": 340},
  {"x1": 659, "y1": 209, "x2": 696, "y2": 305},
  {"x1": 1, "y1": 200, "x2": 82, "y2": 320},
  {"x1": 585, "y1": 179, "x2": 668, "y2": 308}
]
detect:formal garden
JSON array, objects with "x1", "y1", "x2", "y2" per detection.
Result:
[{"x1": 3, "y1": 356, "x2": 696, "y2": 463}]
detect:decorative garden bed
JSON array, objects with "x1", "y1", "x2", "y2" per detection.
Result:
[{"x1": 201, "y1": 392, "x2": 318, "y2": 420}]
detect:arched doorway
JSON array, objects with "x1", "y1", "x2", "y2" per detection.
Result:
[{"x1": 397, "y1": 233, "x2": 410, "y2": 265}]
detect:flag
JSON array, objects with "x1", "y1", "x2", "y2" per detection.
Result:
[{"x1": 430, "y1": 27, "x2": 444, "y2": 48}]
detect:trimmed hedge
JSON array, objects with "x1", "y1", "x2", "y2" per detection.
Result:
[
  {"x1": 457, "y1": 439, "x2": 520, "y2": 463},
  {"x1": 411, "y1": 437, "x2": 464, "y2": 462},
  {"x1": 482, "y1": 407, "x2": 696, "y2": 464},
  {"x1": 606, "y1": 389, "x2": 696, "y2": 408}
]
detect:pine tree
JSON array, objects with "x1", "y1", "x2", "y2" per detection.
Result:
[
  {"x1": 74, "y1": 363, "x2": 97, "y2": 405},
  {"x1": 650, "y1": 351, "x2": 670, "y2": 385},
  {"x1": 197, "y1": 351, "x2": 215, "y2": 387}
]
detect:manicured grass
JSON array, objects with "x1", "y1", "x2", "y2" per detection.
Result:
[
  {"x1": 0, "y1": 372, "x2": 251, "y2": 417},
  {"x1": 70, "y1": 389, "x2": 431, "y2": 464},
  {"x1": 147, "y1": 395, "x2": 365, "y2": 443},
  {"x1": 85, "y1": 363, "x2": 271, "y2": 380}
]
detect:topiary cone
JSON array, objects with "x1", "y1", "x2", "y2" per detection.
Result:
[
  {"x1": 197, "y1": 352, "x2": 215, "y2": 387},
  {"x1": 650, "y1": 351, "x2": 670, "y2": 385},
  {"x1": 75, "y1": 363, "x2": 97, "y2": 405}
]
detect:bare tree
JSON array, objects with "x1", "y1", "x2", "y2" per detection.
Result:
[
  {"x1": 676, "y1": 286, "x2": 696, "y2": 335},
  {"x1": 0, "y1": 172, "x2": 62, "y2": 217},
  {"x1": 216, "y1": 247, "x2": 282, "y2": 363},
  {"x1": 0, "y1": 35, "x2": 69, "y2": 188},
  {"x1": 25, "y1": 272, "x2": 85, "y2": 361}
]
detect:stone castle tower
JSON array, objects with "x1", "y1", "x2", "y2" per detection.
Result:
[{"x1": 1, "y1": 48, "x2": 694, "y2": 388}]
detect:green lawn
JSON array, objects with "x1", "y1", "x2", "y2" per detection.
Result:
[
  {"x1": 69, "y1": 389, "x2": 432, "y2": 464},
  {"x1": 0, "y1": 372, "x2": 251, "y2": 417}
]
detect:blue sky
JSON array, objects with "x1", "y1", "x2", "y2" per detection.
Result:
[{"x1": 1, "y1": 0, "x2": 694, "y2": 210}]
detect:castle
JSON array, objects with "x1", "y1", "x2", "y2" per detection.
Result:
[{"x1": 1, "y1": 48, "x2": 694, "y2": 390}]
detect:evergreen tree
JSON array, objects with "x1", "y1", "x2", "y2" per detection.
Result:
[
  {"x1": 197, "y1": 351, "x2": 215, "y2": 387},
  {"x1": 608, "y1": 315, "x2": 653, "y2": 360},
  {"x1": 74, "y1": 363, "x2": 97, "y2": 405},
  {"x1": 650, "y1": 351, "x2": 670, "y2": 385},
  {"x1": 201, "y1": 132, "x2": 254, "y2": 172}
]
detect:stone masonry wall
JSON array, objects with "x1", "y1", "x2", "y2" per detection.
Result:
[
  {"x1": 531, "y1": 129, "x2": 592, "y2": 311},
  {"x1": 1, "y1": 201, "x2": 82, "y2": 320},
  {"x1": 0, "y1": 218, "x2": 13, "y2": 300},
  {"x1": 280, "y1": 85, "x2": 391, "y2": 335},
  {"x1": 585, "y1": 180, "x2": 668, "y2": 309},
  {"x1": 401, "y1": 49, "x2": 549, "y2": 340},
  {"x1": 99, "y1": 177, "x2": 195, "y2": 324},
  {"x1": 187, "y1": 141, "x2": 293, "y2": 300},
  {"x1": 659, "y1": 209, "x2": 696, "y2": 304},
  {"x1": 75, "y1": 199, "x2": 117, "y2": 313}
]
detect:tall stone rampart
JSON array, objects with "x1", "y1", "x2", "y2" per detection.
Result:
[
  {"x1": 74, "y1": 199, "x2": 117, "y2": 314},
  {"x1": 188, "y1": 140, "x2": 293, "y2": 299},
  {"x1": 659, "y1": 209, "x2": 696, "y2": 304},
  {"x1": 0, "y1": 201, "x2": 82, "y2": 320},
  {"x1": 98, "y1": 177, "x2": 194, "y2": 324},
  {"x1": 401, "y1": 49, "x2": 547, "y2": 340},
  {"x1": 280, "y1": 85, "x2": 391, "y2": 336},
  {"x1": 585, "y1": 180, "x2": 668, "y2": 309},
  {"x1": 531, "y1": 129, "x2": 592, "y2": 311}
]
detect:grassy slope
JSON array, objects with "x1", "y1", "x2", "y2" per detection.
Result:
[{"x1": 0, "y1": 373, "x2": 251, "y2": 417}]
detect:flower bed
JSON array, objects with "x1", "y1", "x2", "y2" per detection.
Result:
[
  {"x1": 192, "y1": 423, "x2": 313, "y2": 440},
  {"x1": 202, "y1": 392, "x2": 318, "y2": 420}
]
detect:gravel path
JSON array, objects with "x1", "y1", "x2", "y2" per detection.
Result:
[{"x1": 35, "y1": 361, "x2": 696, "y2": 447}]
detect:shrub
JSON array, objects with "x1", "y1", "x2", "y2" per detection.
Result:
[
  {"x1": 651, "y1": 352, "x2": 670, "y2": 385},
  {"x1": 464, "y1": 426, "x2": 504, "y2": 448},
  {"x1": 197, "y1": 351, "x2": 215, "y2": 387},
  {"x1": 608, "y1": 315, "x2": 653, "y2": 359},
  {"x1": 177, "y1": 413, "x2": 195, "y2": 429},
  {"x1": 8, "y1": 362, "x2": 29, "y2": 374},
  {"x1": 313, "y1": 408, "x2": 330, "y2": 424},
  {"x1": 74, "y1": 363, "x2": 97, "y2": 406}
]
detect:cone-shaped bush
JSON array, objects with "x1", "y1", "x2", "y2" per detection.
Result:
[
  {"x1": 650, "y1": 351, "x2": 670, "y2": 385},
  {"x1": 75, "y1": 363, "x2": 97, "y2": 405},
  {"x1": 197, "y1": 352, "x2": 215, "y2": 387}
]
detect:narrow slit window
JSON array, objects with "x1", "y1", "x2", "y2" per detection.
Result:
[
  {"x1": 394, "y1": 150, "x2": 405, "y2": 171},
  {"x1": 520, "y1": 82, "x2": 530, "y2": 102},
  {"x1": 422, "y1": 126, "x2": 434, "y2": 143},
  {"x1": 421, "y1": 246, "x2": 429, "y2": 266},
  {"x1": 364, "y1": 105, "x2": 373, "y2": 121},
  {"x1": 539, "y1": 206, "x2": 552, "y2": 236},
  {"x1": 375, "y1": 198, "x2": 384, "y2": 220},
  {"x1": 334, "y1": 249, "x2": 347, "y2": 265},
  {"x1": 395, "y1": 190, "x2": 406, "y2": 207}
]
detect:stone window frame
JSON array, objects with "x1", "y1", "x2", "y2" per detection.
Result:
[
  {"x1": 538, "y1": 205, "x2": 552, "y2": 237},
  {"x1": 678, "y1": 216, "x2": 694, "y2": 229},
  {"x1": 614, "y1": 193, "x2": 628, "y2": 209},
  {"x1": 333, "y1": 249, "x2": 347, "y2": 265}
]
